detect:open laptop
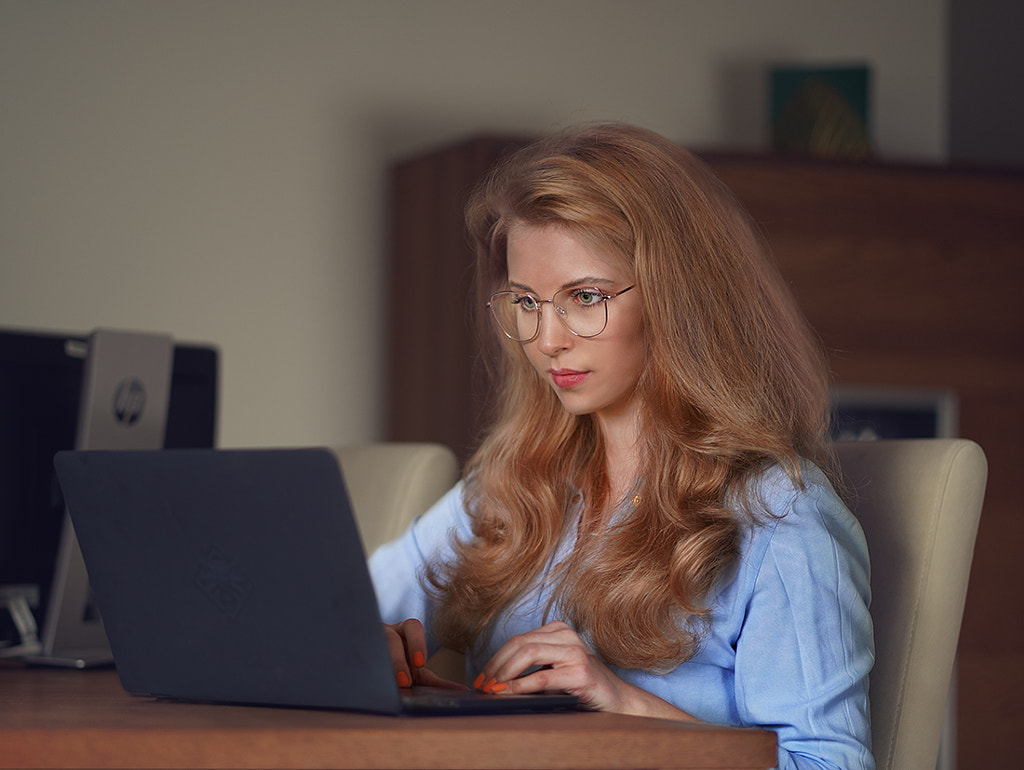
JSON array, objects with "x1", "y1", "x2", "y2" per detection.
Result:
[{"x1": 53, "y1": 447, "x2": 578, "y2": 715}]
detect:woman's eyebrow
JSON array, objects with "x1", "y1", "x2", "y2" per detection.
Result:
[{"x1": 507, "y1": 277, "x2": 616, "y2": 293}]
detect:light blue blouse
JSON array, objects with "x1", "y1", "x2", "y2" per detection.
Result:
[{"x1": 369, "y1": 463, "x2": 874, "y2": 770}]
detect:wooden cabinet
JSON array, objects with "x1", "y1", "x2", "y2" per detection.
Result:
[
  {"x1": 386, "y1": 138, "x2": 1024, "y2": 766},
  {"x1": 386, "y1": 136, "x2": 526, "y2": 466}
]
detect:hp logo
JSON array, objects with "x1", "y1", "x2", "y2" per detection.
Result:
[{"x1": 113, "y1": 378, "x2": 146, "y2": 426}]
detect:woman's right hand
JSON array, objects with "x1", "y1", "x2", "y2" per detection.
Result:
[{"x1": 383, "y1": 618, "x2": 467, "y2": 690}]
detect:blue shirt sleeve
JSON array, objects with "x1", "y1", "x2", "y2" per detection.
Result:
[
  {"x1": 732, "y1": 467, "x2": 874, "y2": 770},
  {"x1": 367, "y1": 483, "x2": 470, "y2": 653}
]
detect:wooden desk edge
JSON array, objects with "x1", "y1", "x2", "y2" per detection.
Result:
[{"x1": 1, "y1": 667, "x2": 777, "y2": 770}]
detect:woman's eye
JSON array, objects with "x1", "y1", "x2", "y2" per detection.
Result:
[
  {"x1": 573, "y1": 289, "x2": 603, "y2": 306},
  {"x1": 515, "y1": 295, "x2": 539, "y2": 311}
]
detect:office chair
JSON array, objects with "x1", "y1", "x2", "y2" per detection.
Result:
[
  {"x1": 835, "y1": 439, "x2": 987, "y2": 770},
  {"x1": 331, "y1": 442, "x2": 459, "y2": 554}
]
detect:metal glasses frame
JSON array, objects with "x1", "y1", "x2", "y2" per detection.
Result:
[{"x1": 486, "y1": 285, "x2": 635, "y2": 343}]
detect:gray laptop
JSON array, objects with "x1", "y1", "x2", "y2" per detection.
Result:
[{"x1": 53, "y1": 447, "x2": 578, "y2": 715}]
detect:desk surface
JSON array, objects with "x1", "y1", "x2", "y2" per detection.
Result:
[{"x1": 1, "y1": 666, "x2": 776, "y2": 770}]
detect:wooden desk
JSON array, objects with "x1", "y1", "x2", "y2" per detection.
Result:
[{"x1": 0, "y1": 667, "x2": 776, "y2": 769}]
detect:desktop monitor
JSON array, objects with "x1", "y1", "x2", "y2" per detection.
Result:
[{"x1": 0, "y1": 328, "x2": 218, "y2": 664}]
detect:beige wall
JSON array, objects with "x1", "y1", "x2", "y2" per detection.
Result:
[{"x1": 0, "y1": 0, "x2": 948, "y2": 448}]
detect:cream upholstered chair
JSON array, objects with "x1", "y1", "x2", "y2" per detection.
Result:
[
  {"x1": 331, "y1": 441, "x2": 465, "y2": 682},
  {"x1": 329, "y1": 442, "x2": 459, "y2": 554},
  {"x1": 834, "y1": 439, "x2": 987, "y2": 770}
]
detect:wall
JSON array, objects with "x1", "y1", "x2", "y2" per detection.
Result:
[
  {"x1": 0, "y1": 0, "x2": 948, "y2": 448},
  {"x1": 949, "y1": 0, "x2": 1024, "y2": 164}
]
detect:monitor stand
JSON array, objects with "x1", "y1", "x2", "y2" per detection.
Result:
[
  {"x1": 25, "y1": 329, "x2": 173, "y2": 668},
  {"x1": 0, "y1": 585, "x2": 40, "y2": 658}
]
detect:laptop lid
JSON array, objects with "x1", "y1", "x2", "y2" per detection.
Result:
[{"x1": 53, "y1": 447, "x2": 578, "y2": 715}]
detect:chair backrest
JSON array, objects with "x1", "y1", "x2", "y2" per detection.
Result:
[
  {"x1": 834, "y1": 439, "x2": 986, "y2": 770},
  {"x1": 331, "y1": 442, "x2": 459, "y2": 553}
]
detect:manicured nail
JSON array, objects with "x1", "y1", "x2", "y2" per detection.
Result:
[
  {"x1": 412, "y1": 651, "x2": 426, "y2": 668},
  {"x1": 490, "y1": 682, "x2": 508, "y2": 694},
  {"x1": 482, "y1": 677, "x2": 497, "y2": 693},
  {"x1": 473, "y1": 673, "x2": 486, "y2": 690},
  {"x1": 396, "y1": 670, "x2": 411, "y2": 688}
]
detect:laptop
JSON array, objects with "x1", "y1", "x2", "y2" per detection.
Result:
[{"x1": 53, "y1": 447, "x2": 578, "y2": 715}]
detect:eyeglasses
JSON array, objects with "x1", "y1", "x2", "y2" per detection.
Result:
[{"x1": 486, "y1": 285, "x2": 635, "y2": 343}]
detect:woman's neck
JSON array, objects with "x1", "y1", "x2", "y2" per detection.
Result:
[{"x1": 597, "y1": 409, "x2": 643, "y2": 506}]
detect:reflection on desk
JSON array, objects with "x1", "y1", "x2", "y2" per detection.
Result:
[{"x1": 1, "y1": 665, "x2": 776, "y2": 769}]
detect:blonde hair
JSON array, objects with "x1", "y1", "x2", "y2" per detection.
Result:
[{"x1": 426, "y1": 124, "x2": 832, "y2": 670}]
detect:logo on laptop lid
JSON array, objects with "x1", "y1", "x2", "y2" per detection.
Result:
[{"x1": 195, "y1": 547, "x2": 253, "y2": 618}]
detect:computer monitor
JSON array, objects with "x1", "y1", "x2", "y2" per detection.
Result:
[{"x1": 0, "y1": 328, "x2": 218, "y2": 664}]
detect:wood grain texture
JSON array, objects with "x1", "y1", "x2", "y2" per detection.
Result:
[{"x1": 0, "y1": 667, "x2": 776, "y2": 770}]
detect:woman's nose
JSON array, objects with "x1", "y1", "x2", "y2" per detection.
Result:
[{"x1": 534, "y1": 304, "x2": 573, "y2": 356}]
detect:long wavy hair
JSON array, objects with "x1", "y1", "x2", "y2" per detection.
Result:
[{"x1": 426, "y1": 124, "x2": 832, "y2": 670}]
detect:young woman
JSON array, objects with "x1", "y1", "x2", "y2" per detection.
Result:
[{"x1": 370, "y1": 124, "x2": 873, "y2": 770}]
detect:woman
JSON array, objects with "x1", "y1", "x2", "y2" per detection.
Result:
[{"x1": 370, "y1": 124, "x2": 873, "y2": 770}]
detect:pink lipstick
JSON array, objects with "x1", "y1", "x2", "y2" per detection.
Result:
[{"x1": 549, "y1": 369, "x2": 589, "y2": 388}]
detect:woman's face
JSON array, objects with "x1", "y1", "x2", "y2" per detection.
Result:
[{"x1": 505, "y1": 223, "x2": 645, "y2": 435}]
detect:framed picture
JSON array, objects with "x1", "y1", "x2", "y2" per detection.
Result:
[
  {"x1": 770, "y1": 64, "x2": 872, "y2": 158},
  {"x1": 830, "y1": 385, "x2": 958, "y2": 440}
]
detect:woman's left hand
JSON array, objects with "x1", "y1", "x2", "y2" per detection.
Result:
[{"x1": 474, "y1": 620, "x2": 695, "y2": 720}]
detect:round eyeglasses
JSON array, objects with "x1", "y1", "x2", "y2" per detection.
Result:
[{"x1": 486, "y1": 285, "x2": 635, "y2": 343}]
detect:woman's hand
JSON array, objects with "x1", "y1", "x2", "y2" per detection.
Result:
[
  {"x1": 383, "y1": 618, "x2": 467, "y2": 690},
  {"x1": 474, "y1": 620, "x2": 695, "y2": 720}
]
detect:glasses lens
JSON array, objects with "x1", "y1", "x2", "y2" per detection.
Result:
[
  {"x1": 489, "y1": 292, "x2": 539, "y2": 341},
  {"x1": 554, "y1": 287, "x2": 609, "y2": 338}
]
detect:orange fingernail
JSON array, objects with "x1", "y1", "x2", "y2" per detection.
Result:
[
  {"x1": 490, "y1": 681, "x2": 508, "y2": 694},
  {"x1": 473, "y1": 673, "x2": 486, "y2": 690},
  {"x1": 412, "y1": 651, "x2": 426, "y2": 668},
  {"x1": 396, "y1": 670, "x2": 411, "y2": 688},
  {"x1": 483, "y1": 677, "x2": 497, "y2": 693}
]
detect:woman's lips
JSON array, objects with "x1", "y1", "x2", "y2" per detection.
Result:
[{"x1": 549, "y1": 369, "x2": 589, "y2": 388}]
